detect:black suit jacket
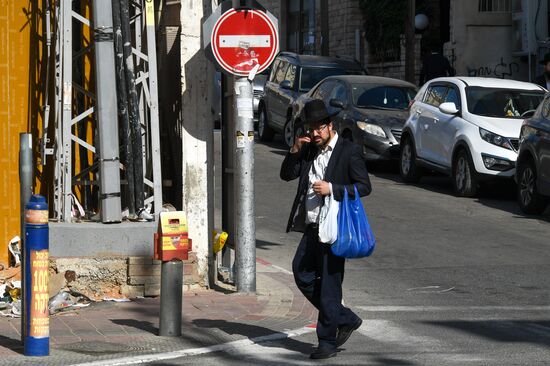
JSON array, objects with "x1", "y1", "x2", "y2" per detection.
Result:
[
  {"x1": 534, "y1": 74, "x2": 547, "y2": 89},
  {"x1": 280, "y1": 137, "x2": 372, "y2": 233}
]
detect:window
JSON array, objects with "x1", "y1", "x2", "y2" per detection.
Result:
[
  {"x1": 285, "y1": 64, "x2": 297, "y2": 89},
  {"x1": 478, "y1": 0, "x2": 511, "y2": 12},
  {"x1": 542, "y1": 97, "x2": 550, "y2": 119},
  {"x1": 329, "y1": 82, "x2": 348, "y2": 103},
  {"x1": 424, "y1": 85, "x2": 448, "y2": 107},
  {"x1": 287, "y1": 0, "x2": 316, "y2": 54},
  {"x1": 274, "y1": 61, "x2": 289, "y2": 84},
  {"x1": 466, "y1": 87, "x2": 545, "y2": 118},
  {"x1": 353, "y1": 84, "x2": 417, "y2": 110},
  {"x1": 311, "y1": 80, "x2": 336, "y2": 101},
  {"x1": 444, "y1": 87, "x2": 461, "y2": 109},
  {"x1": 269, "y1": 60, "x2": 280, "y2": 82}
]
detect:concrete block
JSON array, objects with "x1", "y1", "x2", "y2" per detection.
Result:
[
  {"x1": 128, "y1": 264, "x2": 161, "y2": 276},
  {"x1": 128, "y1": 256, "x2": 153, "y2": 265},
  {"x1": 128, "y1": 275, "x2": 161, "y2": 285},
  {"x1": 144, "y1": 283, "x2": 160, "y2": 297},
  {"x1": 121, "y1": 284, "x2": 144, "y2": 299}
]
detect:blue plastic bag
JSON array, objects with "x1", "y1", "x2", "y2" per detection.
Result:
[{"x1": 331, "y1": 186, "x2": 376, "y2": 258}]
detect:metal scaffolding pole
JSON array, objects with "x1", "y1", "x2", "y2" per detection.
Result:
[
  {"x1": 112, "y1": 0, "x2": 136, "y2": 217},
  {"x1": 120, "y1": 0, "x2": 145, "y2": 214},
  {"x1": 61, "y1": 0, "x2": 73, "y2": 222},
  {"x1": 52, "y1": 0, "x2": 162, "y2": 222},
  {"x1": 92, "y1": 0, "x2": 122, "y2": 223}
]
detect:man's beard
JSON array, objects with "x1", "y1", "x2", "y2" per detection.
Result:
[{"x1": 314, "y1": 134, "x2": 330, "y2": 148}]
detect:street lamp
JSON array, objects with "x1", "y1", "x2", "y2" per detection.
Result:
[{"x1": 415, "y1": 13, "x2": 429, "y2": 31}]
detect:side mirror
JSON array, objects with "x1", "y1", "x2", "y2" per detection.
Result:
[
  {"x1": 280, "y1": 80, "x2": 292, "y2": 90},
  {"x1": 439, "y1": 102, "x2": 459, "y2": 115},
  {"x1": 329, "y1": 99, "x2": 345, "y2": 109}
]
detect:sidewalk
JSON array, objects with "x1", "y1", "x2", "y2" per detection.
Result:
[{"x1": 0, "y1": 260, "x2": 317, "y2": 366}]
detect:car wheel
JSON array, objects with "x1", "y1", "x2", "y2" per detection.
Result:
[
  {"x1": 283, "y1": 119, "x2": 295, "y2": 148},
  {"x1": 399, "y1": 137, "x2": 422, "y2": 183},
  {"x1": 258, "y1": 107, "x2": 274, "y2": 142},
  {"x1": 453, "y1": 149, "x2": 478, "y2": 197},
  {"x1": 517, "y1": 160, "x2": 549, "y2": 214}
]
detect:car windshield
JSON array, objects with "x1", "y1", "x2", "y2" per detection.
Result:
[
  {"x1": 299, "y1": 67, "x2": 364, "y2": 92},
  {"x1": 466, "y1": 87, "x2": 544, "y2": 118},
  {"x1": 352, "y1": 84, "x2": 417, "y2": 110}
]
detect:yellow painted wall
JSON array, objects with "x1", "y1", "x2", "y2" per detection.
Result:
[{"x1": 0, "y1": 1, "x2": 33, "y2": 266}]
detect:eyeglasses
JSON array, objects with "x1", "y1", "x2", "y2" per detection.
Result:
[{"x1": 305, "y1": 124, "x2": 328, "y2": 134}]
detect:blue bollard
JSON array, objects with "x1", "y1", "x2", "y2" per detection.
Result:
[{"x1": 24, "y1": 195, "x2": 49, "y2": 356}]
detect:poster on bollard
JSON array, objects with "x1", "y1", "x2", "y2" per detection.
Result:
[{"x1": 30, "y1": 250, "x2": 49, "y2": 338}]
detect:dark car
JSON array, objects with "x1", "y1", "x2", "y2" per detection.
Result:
[
  {"x1": 516, "y1": 94, "x2": 550, "y2": 214},
  {"x1": 290, "y1": 75, "x2": 417, "y2": 161},
  {"x1": 257, "y1": 52, "x2": 366, "y2": 145}
]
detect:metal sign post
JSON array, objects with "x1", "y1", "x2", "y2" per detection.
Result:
[{"x1": 203, "y1": 1, "x2": 278, "y2": 293}]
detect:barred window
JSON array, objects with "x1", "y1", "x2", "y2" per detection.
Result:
[{"x1": 479, "y1": 0, "x2": 512, "y2": 12}]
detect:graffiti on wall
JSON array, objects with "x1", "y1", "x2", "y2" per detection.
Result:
[{"x1": 467, "y1": 57, "x2": 520, "y2": 79}]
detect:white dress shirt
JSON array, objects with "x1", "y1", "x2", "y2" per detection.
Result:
[{"x1": 305, "y1": 133, "x2": 338, "y2": 225}]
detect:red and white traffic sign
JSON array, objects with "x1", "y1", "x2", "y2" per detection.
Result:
[{"x1": 211, "y1": 9, "x2": 279, "y2": 77}]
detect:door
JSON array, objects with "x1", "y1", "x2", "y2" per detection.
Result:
[
  {"x1": 430, "y1": 85, "x2": 462, "y2": 167},
  {"x1": 537, "y1": 99, "x2": 550, "y2": 194},
  {"x1": 267, "y1": 60, "x2": 288, "y2": 128},
  {"x1": 325, "y1": 81, "x2": 348, "y2": 132},
  {"x1": 416, "y1": 84, "x2": 447, "y2": 163},
  {"x1": 277, "y1": 63, "x2": 298, "y2": 128}
]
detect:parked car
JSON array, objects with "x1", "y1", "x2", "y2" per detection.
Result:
[
  {"x1": 289, "y1": 75, "x2": 417, "y2": 160},
  {"x1": 400, "y1": 77, "x2": 545, "y2": 197},
  {"x1": 516, "y1": 94, "x2": 550, "y2": 214},
  {"x1": 257, "y1": 52, "x2": 366, "y2": 145}
]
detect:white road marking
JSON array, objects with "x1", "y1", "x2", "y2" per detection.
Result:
[
  {"x1": 270, "y1": 264, "x2": 294, "y2": 275},
  {"x1": 71, "y1": 326, "x2": 316, "y2": 366},
  {"x1": 357, "y1": 305, "x2": 550, "y2": 312},
  {"x1": 357, "y1": 320, "x2": 439, "y2": 346}
]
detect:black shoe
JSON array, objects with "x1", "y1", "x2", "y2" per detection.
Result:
[
  {"x1": 310, "y1": 346, "x2": 338, "y2": 359},
  {"x1": 336, "y1": 317, "x2": 363, "y2": 348}
]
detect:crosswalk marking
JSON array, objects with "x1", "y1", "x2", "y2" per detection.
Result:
[{"x1": 357, "y1": 305, "x2": 550, "y2": 312}]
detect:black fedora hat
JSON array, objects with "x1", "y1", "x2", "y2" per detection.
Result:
[
  {"x1": 302, "y1": 99, "x2": 337, "y2": 126},
  {"x1": 540, "y1": 53, "x2": 550, "y2": 65}
]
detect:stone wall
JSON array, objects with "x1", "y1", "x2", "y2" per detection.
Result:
[
  {"x1": 49, "y1": 253, "x2": 200, "y2": 300},
  {"x1": 328, "y1": 0, "x2": 363, "y2": 59}
]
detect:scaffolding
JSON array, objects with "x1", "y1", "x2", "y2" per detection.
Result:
[{"x1": 43, "y1": 0, "x2": 162, "y2": 223}]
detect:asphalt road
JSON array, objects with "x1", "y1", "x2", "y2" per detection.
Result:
[{"x1": 165, "y1": 132, "x2": 550, "y2": 365}]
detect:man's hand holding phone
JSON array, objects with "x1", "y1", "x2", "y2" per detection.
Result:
[{"x1": 290, "y1": 133, "x2": 310, "y2": 154}]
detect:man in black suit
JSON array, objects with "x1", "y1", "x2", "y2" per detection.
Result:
[
  {"x1": 419, "y1": 48, "x2": 455, "y2": 85},
  {"x1": 280, "y1": 100, "x2": 372, "y2": 359},
  {"x1": 534, "y1": 53, "x2": 550, "y2": 90}
]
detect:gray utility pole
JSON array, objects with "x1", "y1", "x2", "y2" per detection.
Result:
[
  {"x1": 405, "y1": 0, "x2": 416, "y2": 84},
  {"x1": 19, "y1": 133, "x2": 33, "y2": 340},
  {"x1": 92, "y1": 0, "x2": 122, "y2": 223},
  {"x1": 234, "y1": 77, "x2": 256, "y2": 293}
]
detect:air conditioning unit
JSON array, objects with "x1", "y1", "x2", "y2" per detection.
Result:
[{"x1": 512, "y1": 0, "x2": 548, "y2": 55}]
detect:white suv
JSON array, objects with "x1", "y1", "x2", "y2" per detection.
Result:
[{"x1": 400, "y1": 77, "x2": 545, "y2": 196}]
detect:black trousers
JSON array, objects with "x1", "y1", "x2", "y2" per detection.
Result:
[{"x1": 292, "y1": 225, "x2": 358, "y2": 348}]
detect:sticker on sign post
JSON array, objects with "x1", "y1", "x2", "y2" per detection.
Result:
[{"x1": 236, "y1": 131, "x2": 245, "y2": 148}]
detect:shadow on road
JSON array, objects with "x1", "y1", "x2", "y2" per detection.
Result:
[
  {"x1": 423, "y1": 319, "x2": 550, "y2": 347},
  {"x1": 111, "y1": 318, "x2": 158, "y2": 335},
  {"x1": 0, "y1": 334, "x2": 23, "y2": 355}
]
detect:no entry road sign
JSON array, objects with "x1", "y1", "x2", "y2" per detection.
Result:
[{"x1": 210, "y1": 8, "x2": 279, "y2": 77}]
